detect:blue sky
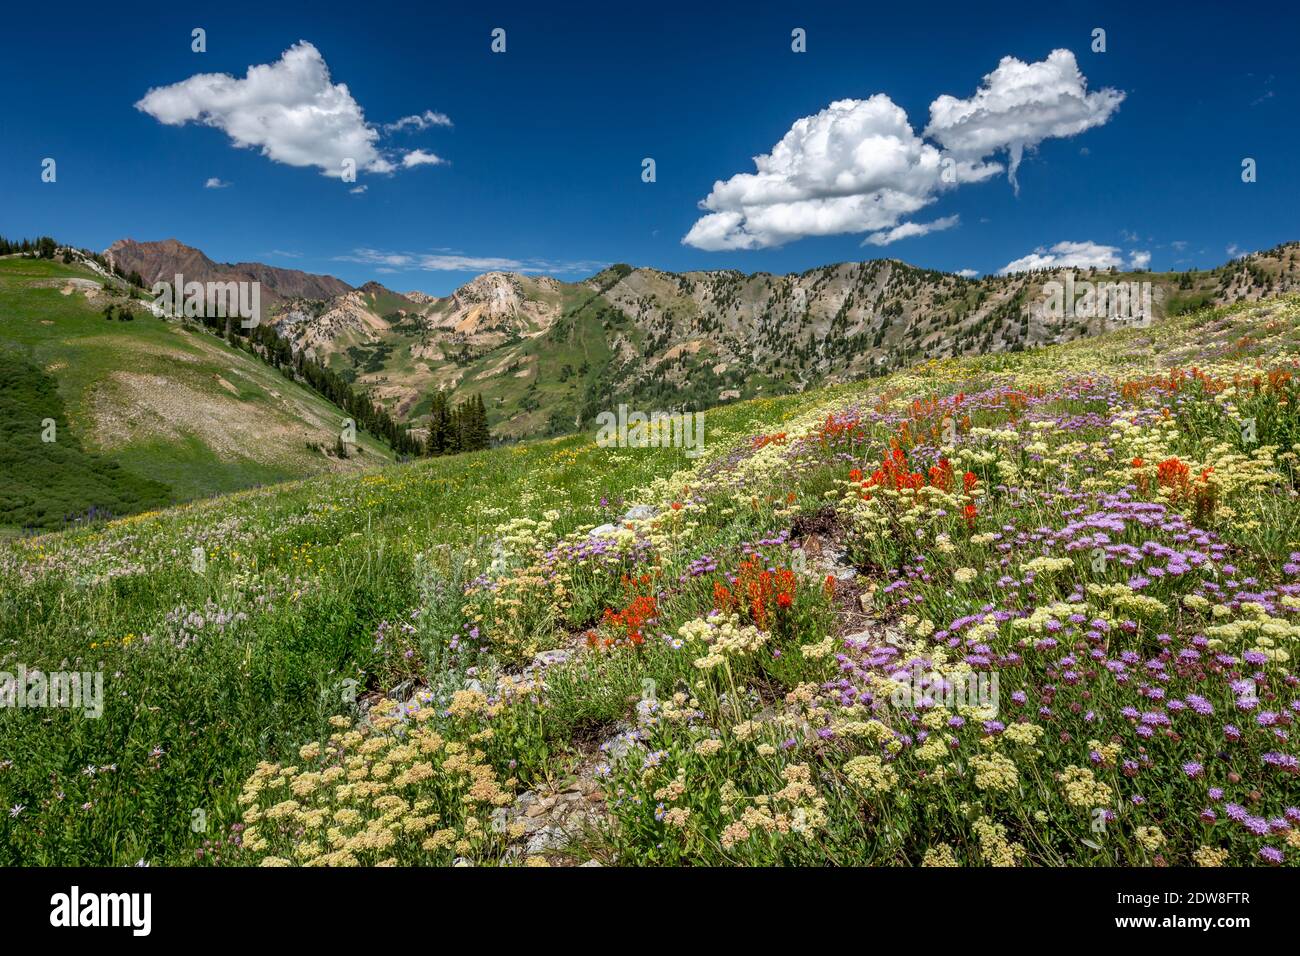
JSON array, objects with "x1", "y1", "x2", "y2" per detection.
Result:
[{"x1": 1, "y1": 0, "x2": 1295, "y2": 294}]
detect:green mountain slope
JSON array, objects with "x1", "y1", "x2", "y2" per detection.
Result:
[
  {"x1": 266, "y1": 242, "x2": 1300, "y2": 443},
  {"x1": 0, "y1": 256, "x2": 393, "y2": 530},
  {"x1": 0, "y1": 348, "x2": 170, "y2": 530},
  {"x1": 92, "y1": 238, "x2": 1300, "y2": 449}
]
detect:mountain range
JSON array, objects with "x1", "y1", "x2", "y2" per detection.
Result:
[
  {"x1": 106, "y1": 238, "x2": 351, "y2": 305},
  {"x1": 5, "y1": 236, "x2": 1297, "y2": 531},
  {"x1": 105, "y1": 238, "x2": 1300, "y2": 441}
]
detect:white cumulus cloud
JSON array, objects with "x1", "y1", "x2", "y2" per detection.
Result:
[
  {"x1": 384, "y1": 110, "x2": 453, "y2": 133},
  {"x1": 402, "y1": 149, "x2": 447, "y2": 169},
  {"x1": 684, "y1": 49, "x2": 1123, "y2": 250},
  {"x1": 925, "y1": 49, "x2": 1124, "y2": 194},
  {"x1": 682, "y1": 95, "x2": 994, "y2": 251},
  {"x1": 862, "y1": 215, "x2": 960, "y2": 247},
  {"x1": 203, "y1": 177, "x2": 230, "y2": 189},
  {"x1": 998, "y1": 240, "x2": 1126, "y2": 274},
  {"x1": 136, "y1": 41, "x2": 450, "y2": 181}
]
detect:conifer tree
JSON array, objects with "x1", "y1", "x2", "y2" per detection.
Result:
[
  {"x1": 447, "y1": 403, "x2": 464, "y2": 454},
  {"x1": 469, "y1": 394, "x2": 490, "y2": 450},
  {"x1": 426, "y1": 388, "x2": 452, "y2": 456}
]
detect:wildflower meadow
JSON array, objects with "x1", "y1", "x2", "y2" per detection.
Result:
[{"x1": 4, "y1": 296, "x2": 1300, "y2": 868}]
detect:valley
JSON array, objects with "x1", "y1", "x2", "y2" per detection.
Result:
[{"x1": 107, "y1": 239, "x2": 1300, "y2": 447}]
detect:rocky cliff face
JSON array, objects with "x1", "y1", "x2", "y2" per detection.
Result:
[
  {"x1": 105, "y1": 238, "x2": 352, "y2": 305},
  {"x1": 422, "y1": 272, "x2": 565, "y2": 343},
  {"x1": 276, "y1": 291, "x2": 393, "y2": 361}
]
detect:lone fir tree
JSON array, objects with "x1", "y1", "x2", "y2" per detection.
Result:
[{"x1": 425, "y1": 389, "x2": 490, "y2": 456}]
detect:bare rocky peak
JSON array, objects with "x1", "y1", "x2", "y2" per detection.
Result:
[{"x1": 105, "y1": 238, "x2": 352, "y2": 305}]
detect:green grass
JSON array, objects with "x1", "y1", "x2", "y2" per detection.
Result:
[
  {"x1": 0, "y1": 381, "x2": 820, "y2": 863},
  {"x1": 0, "y1": 348, "x2": 171, "y2": 530},
  {"x1": 3, "y1": 294, "x2": 1300, "y2": 866},
  {"x1": 0, "y1": 257, "x2": 393, "y2": 529}
]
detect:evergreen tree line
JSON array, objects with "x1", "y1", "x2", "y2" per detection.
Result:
[
  {"x1": 173, "y1": 311, "x2": 424, "y2": 458},
  {"x1": 0, "y1": 234, "x2": 145, "y2": 286},
  {"x1": 0, "y1": 235, "x2": 57, "y2": 259},
  {"x1": 425, "y1": 389, "x2": 490, "y2": 456},
  {"x1": 1, "y1": 229, "x2": 422, "y2": 458},
  {"x1": 237, "y1": 322, "x2": 425, "y2": 458}
]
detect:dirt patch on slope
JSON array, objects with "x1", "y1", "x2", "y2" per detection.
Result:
[{"x1": 88, "y1": 370, "x2": 337, "y2": 467}]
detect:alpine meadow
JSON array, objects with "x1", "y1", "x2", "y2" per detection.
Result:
[{"x1": 2, "y1": 1, "x2": 1299, "y2": 931}]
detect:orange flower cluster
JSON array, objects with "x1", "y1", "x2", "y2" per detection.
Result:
[
  {"x1": 1120, "y1": 367, "x2": 1225, "y2": 400},
  {"x1": 1239, "y1": 368, "x2": 1296, "y2": 396},
  {"x1": 962, "y1": 469, "x2": 980, "y2": 529},
  {"x1": 926, "y1": 413, "x2": 972, "y2": 447},
  {"x1": 593, "y1": 573, "x2": 658, "y2": 649},
  {"x1": 752, "y1": 432, "x2": 787, "y2": 450},
  {"x1": 713, "y1": 557, "x2": 797, "y2": 631},
  {"x1": 857, "y1": 447, "x2": 926, "y2": 493},
  {"x1": 850, "y1": 450, "x2": 976, "y2": 500},
  {"x1": 819, "y1": 414, "x2": 865, "y2": 447},
  {"x1": 928, "y1": 458, "x2": 955, "y2": 492},
  {"x1": 1157, "y1": 456, "x2": 1191, "y2": 494},
  {"x1": 1133, "y1": 456, "x2": 1217, "y2": 522},
  {"x1": 999, "y1": 388, "x2": 1037, "y2": 410}
]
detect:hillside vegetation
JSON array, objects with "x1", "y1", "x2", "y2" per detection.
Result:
[
  {"x1": 4, "y1": 293, "x2": 1300, "y2": 866},
  {"x1": 0, "y1": 257, "x2": 393, "y2": 531},
  {"x1": 0, "y1": 348, "x2": 170, "y2": 529},
  {"x1": 114, "y1": 239, "x2": 1300, "y2": 444}
]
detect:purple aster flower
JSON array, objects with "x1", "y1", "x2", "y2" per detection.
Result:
[{"x1": 1244, "y1": 816, "x2": 1271, "y2": 836}]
